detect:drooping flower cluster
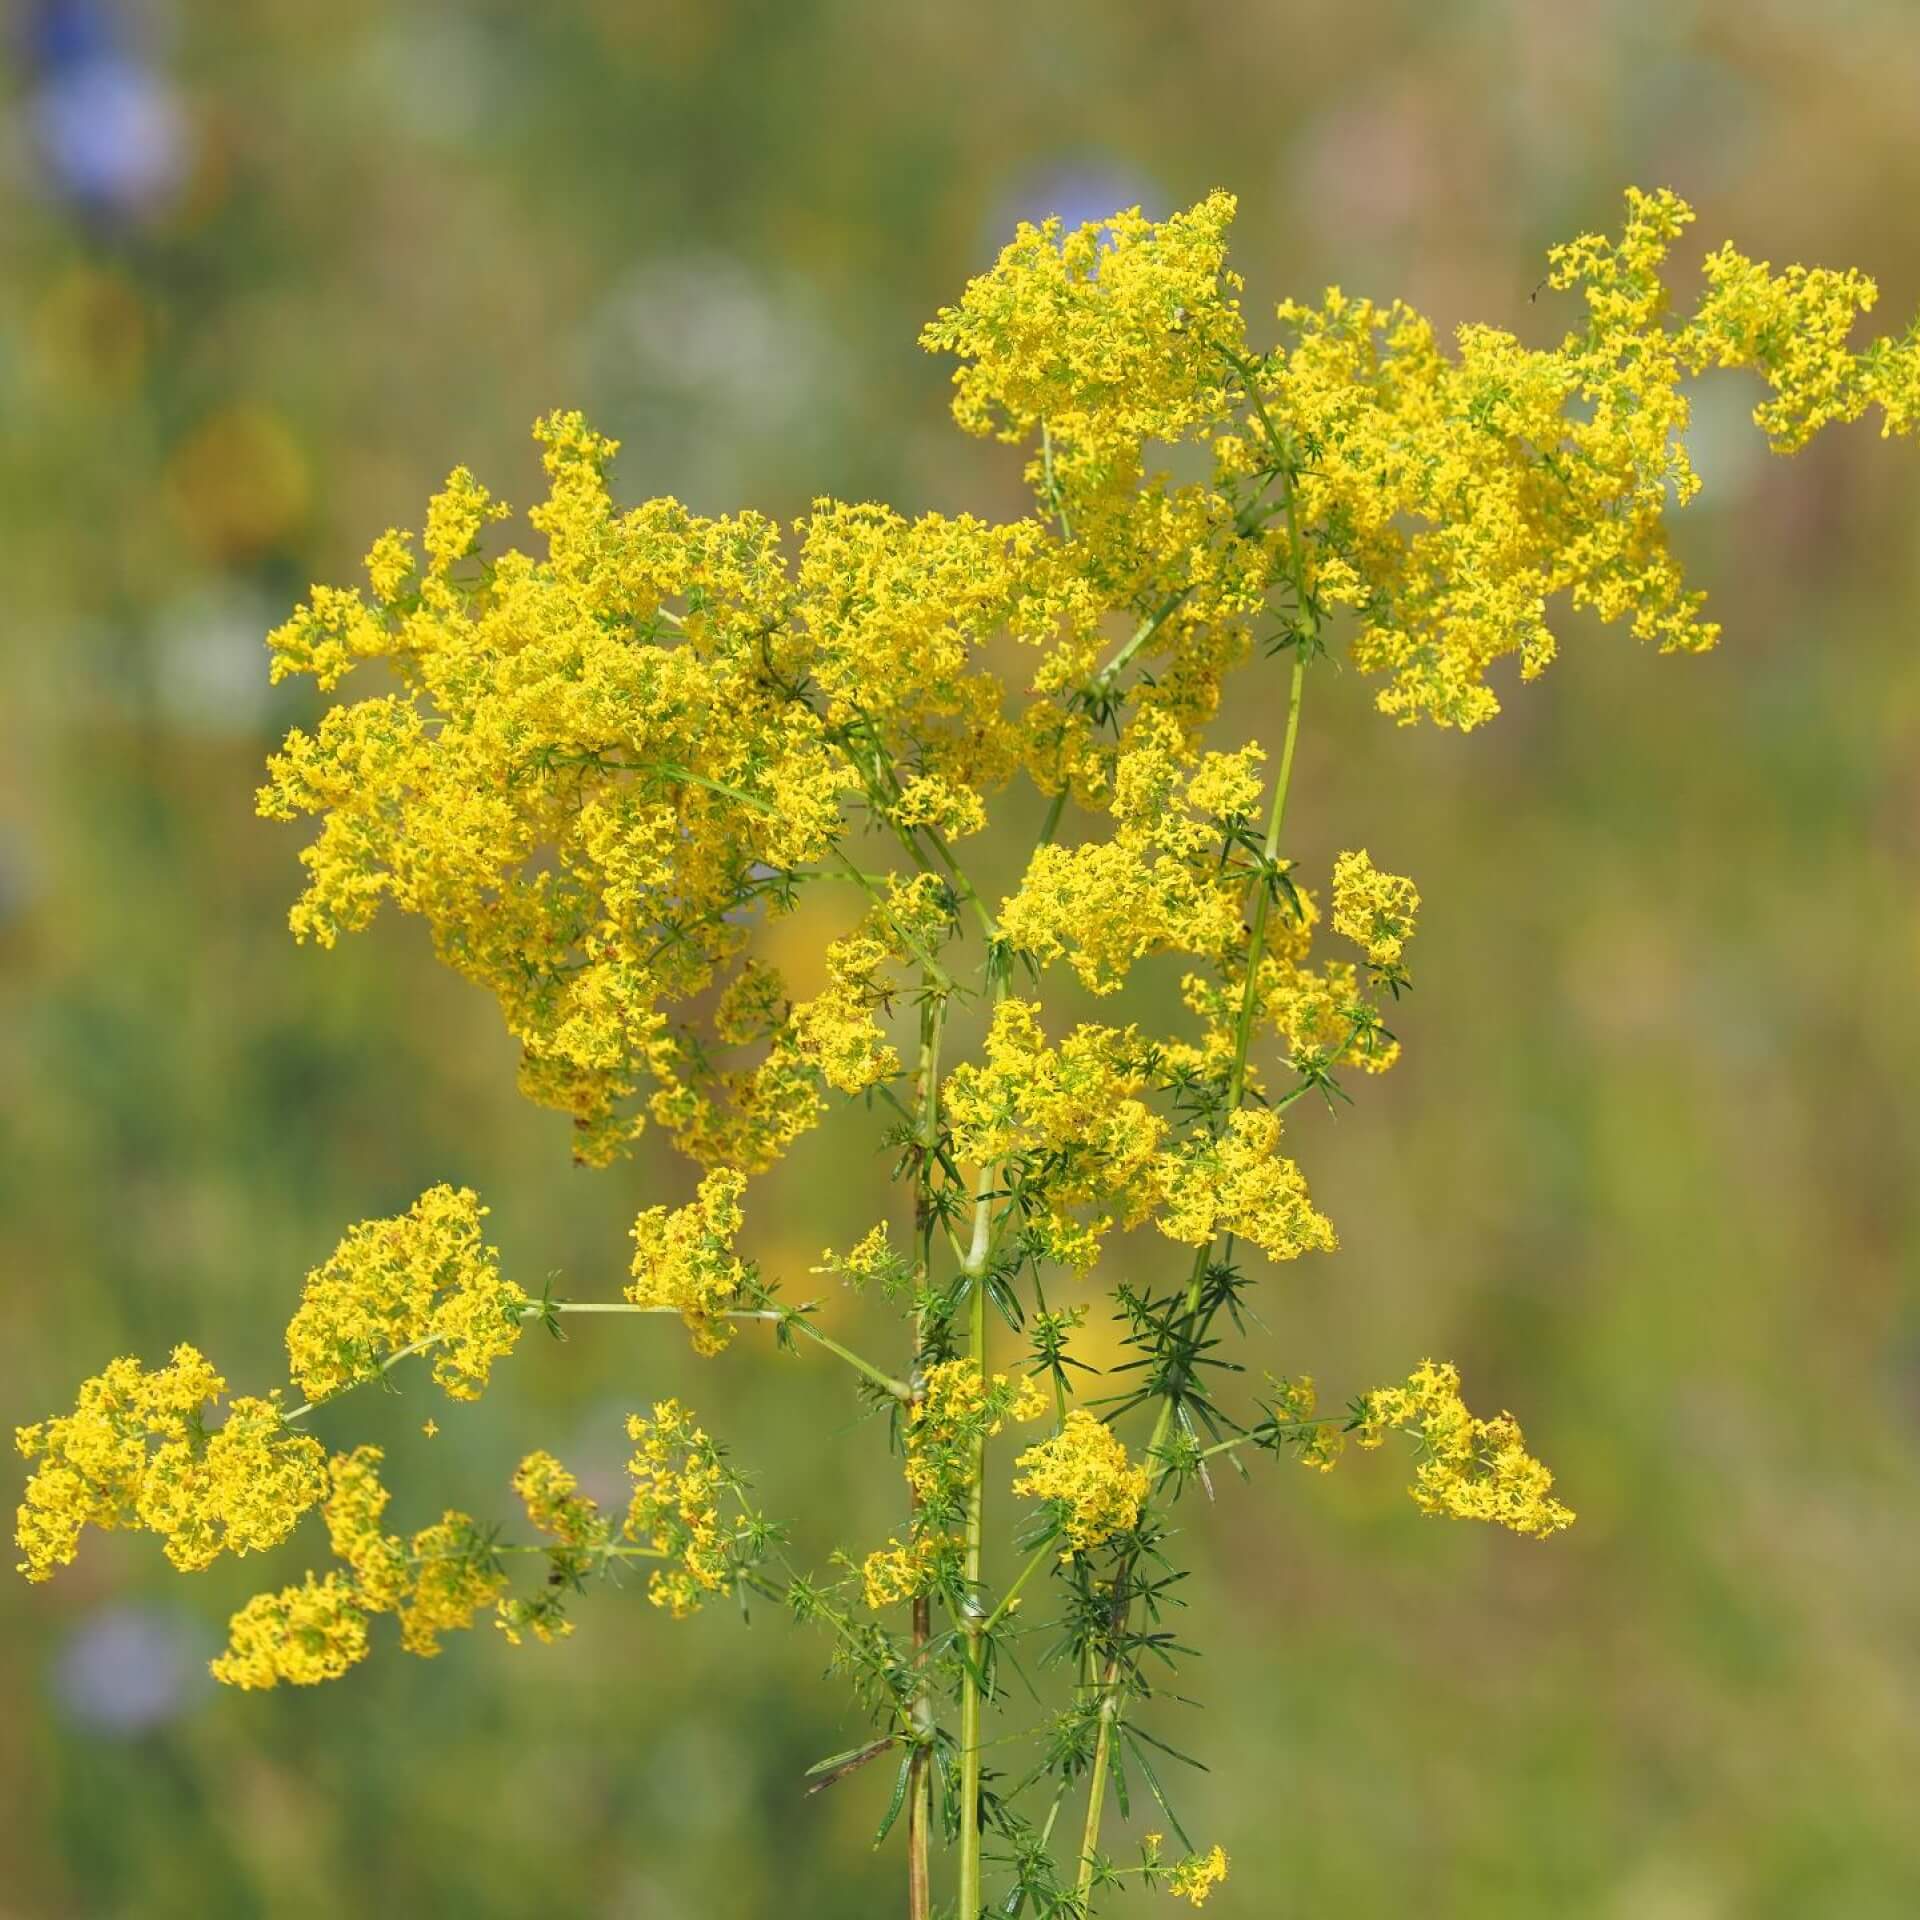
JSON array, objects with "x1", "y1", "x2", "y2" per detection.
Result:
[
  {"x1": 624, "y1": 1399, "x2": 735, "y2": 1618},
  {"x1": 210, "y1": 1444, "x2": 507, "y2": 1689},
  {"x1": 283, "y1": 1185, "x2": 527, "y2": 1404},
  {"x1": 1330, "y1": 849, "x2": 1419, "y2": 976},
  {"x1": 497, "y1": 1450, "x2": 617, "y2": 1646},
  {"x1": 1356, "y1": 1360, "x2": 1576, "y2": 1540},
  {"x1": 15, "y1": 1346, "x2": 325, "y2": 1581},
  {"x1": 210, "y1": 1572, "x2": 370, "y2": 1690},
  {"x1": 1151, "y1": 1107, "x2": 1337, "y2": 1263},
  {"x1": 1165, "y1": 1844, "x2": 1231, "y2": 1908},
  {"x1": 1011, "y1": 1411, "x2": 1150, "y2": 1556},
  {"x1": 627, "y1": 1169, "x2": 752, "y2": 1355}
]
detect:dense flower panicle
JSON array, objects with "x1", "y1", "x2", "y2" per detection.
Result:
[
  {"x1": 1011, "y1": 1411, "x2": 1150, "y2": 1555},
  {"x1": 1151, "y1": 1107, "x2": 1336, "y2": 1264},
  {"x1": 210, "y1": 1573, "x2": 370, "y2": 1690},
  {"x1": 1682, "y1": 244, "x2": 1885, "y2": 451},
  {"x1": 1329, "y1": 849, "x2": 1420, "y2": 972},
  {"x1": 15, "y1": 1347, "x2": 325, "y2": 1581},
  {"x1": 135, "y1": 1395, "x2": 330, "y2": 1572},
  {"x1": 1358, "y1": 1360, "x2": 1575, "y2": 1539},
  {"x1": 392, "y1": 1514, "x2": 511, "y2": 1656},
  {"x1": 627, "y1": 1169, "x2": 752, "y2": 1354},
  {"x1": 322, "y1": 1444, "x2": 412, "y2": 1613},
  {"x1": 283, "y1": 1185, "x2": 526, "y2": 1404},
  {"x1": 625, "y1": 1400, "x2": 731, "y2": 1617},
  {"x1": 1000, "y1": 714, "x2": 1264, "y2": 994},
  {"x1": 943, "y1": 1002, "x2": 1165, "y2": 1270},
  {"x1": 920, "y1": 191, "x2": 1246, "y2": 506}
]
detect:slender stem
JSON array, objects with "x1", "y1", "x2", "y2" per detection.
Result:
[
  {"x1": 1075, "y1": 462, "x2": 1317, "y2": 1900},
  {"x1": 1143, "y1": 646, "x2": 1309, "y2": 1480},
  {"x1": 907, "y1": 991, "x2": 946, "y2": 1920},
  {"x1": 279, "y1": 1332, "x2": 444, "y2": 1426},
  {"x1": 409, "y1": 1541, "x2": 670, "y2": 1566},
  {"x1": 1074, "y1": 1648, "x2": 1125, "y2": 1906},
  {"x1": 957, "y1": 1253, "x2": 990, "y2": 1920},
  {"x1": 786, "y1": 1317, "x2": 915, "y2": 1402},
  {"x1": 978, "y1": 1534, "x2": 1057, "y2": 1638},
  {"x1": 1192, "y1": 1414, "x2": 1346, "y2": 1464},
  {"x1": 541, "y1": 1300, "x2": 912, "y2": 1401}
]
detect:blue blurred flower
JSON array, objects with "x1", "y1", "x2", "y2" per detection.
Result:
[
  {"x1": 53, "y1": 1603, "x2": 202, "y2": 1737},
  {"x1": 23, "y1": 2, "x2": 187, "y2": 222}
]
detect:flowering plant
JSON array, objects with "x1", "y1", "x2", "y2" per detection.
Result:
[{"x1": 19, "y1": 187, "x2": 1918, "y2": 1914}]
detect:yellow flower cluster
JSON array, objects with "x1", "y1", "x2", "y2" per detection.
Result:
[
  {"x1": 283, "y1": 1185, "x2": 527, "y2": 1404},
  {"x1": 497, "y1": 1450, "x2": 615, "y2": 1645},
  {"x1": 1151, "y1": 1108, "x2": 1336, "y2": 1265},
  {"x1": 15, "y1": 1346, "x2": 326, "y2": 1581},
  {"x1": 1682, "y1": 242, "x2": 1896, "y2": 451},
  {"x1": 627, "y1": 1169, "x2": 751, "y2": 1355},
  {"x1": 921, "y1": 191, "x2": 1245, "y2": 503},
  {"x1": 1000, "y1": 714, "x2": 1263, "y2": 993},
  {"x1": 624, "y1": 1400, "x2": 731, "y2": 1617},
  {"x1": 513, "y1": 1449, "x2": 608, "y2": 1547},
  {"x1": 1165, "y1": 1845, "x2": 1230, "y2": 1907},
  {"x1": 31, "y1": 182, "x2": 1915, "y2": 1899},
  {"x1": 916, "y1": 1364, "x2": 1041, "y2": 1532},
  {"x1": 905, "y1": 1360, "x2": 1049, "y2": 1509},
  {"x1": 1011, "y1": 1410, "x2": 1150, "y2": 1556},
  {"x1": 858, "y1": 1533, "x2": 948, "y2": 1611},
  {"x1": 814, "y1": 1221, "x2": 909, "y2": 1295},
  {"x1": 211, "y1": 1572, "x2": 369, "y2": 1690},
  {"x1": 943, "y1": 1002, "x2": 1163, "y2": 1270},
  {"x1": 212, "y1": 1444, "x2": 508, "y2": 1689},
  {"x1": 1358, "y1": 1360, "x2": 1575, "y2": 1540},
  {"x1": 858, "y1": 1361, "x2": 1049, "y2": 1609},
  {"x1": 1329, "y1": 848, "x2": 1420, "y2": 972}
]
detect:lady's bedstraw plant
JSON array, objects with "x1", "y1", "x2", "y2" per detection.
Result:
[{"x1": 20, "y1": 189, "x2": 1920, "y2": 1914}]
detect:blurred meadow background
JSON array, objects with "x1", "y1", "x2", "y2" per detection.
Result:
[{"x1": 5, "y1": 2, "x2": 1920, "y2": 1914}]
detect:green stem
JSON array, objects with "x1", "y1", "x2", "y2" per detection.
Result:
[
  {"x1": 957, "y1": 1202, "x2": 991, "y2": 1920},
  {"x1": 541, "y1": 1300, "x2": 911, "y2": 1401},
  {"x1": 1191, "y1": 1414, "x2": 1347, "y2": 1464},
  {"x1": 1076, "y1": 554, "x2": 1315, "y2": 1908},
  {"x1": 907, "y1": 991, "x2": 946, "y2": 1920},
  {"x1": 279, "y1": 1332, "x2": 444, "y2": 1426},
  {"x1": 1074, "y1": 1649, "x2": 1125, "y2": 1907},
  {"x1": 979, "y1": 1534, "x2": 1058, "y2": 1638},
  {"x1": 1144, "y1": 646, "x2": 1308, "y2": 1477}
]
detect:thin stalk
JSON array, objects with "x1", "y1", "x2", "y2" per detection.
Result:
[
  {"x1": 955, "y1": 961, "x2": 1012, "y2": 1915},
  {"x1": 978, "y1": 1534, "x2": 1058, "y2": 1638},
  {"x1": 1075, "y1": 588, "x2": 1315, "y2": 1905},
  {"x1": 907, "y1": 990, "x2": 947, "y2": 1920},
  {"x1": 956, "y1": 1247, "x2": 990, "y2": 1919},
  {"x1": 541, "y1": 1300, "x2": 911, "y2": 1401},
  {"x1": 279, "y1": 1332, "x2": 444, "y2": 1426},
  {"x1": 1073, "y1": 1645, "x2": 1127, "y2": 1907}
]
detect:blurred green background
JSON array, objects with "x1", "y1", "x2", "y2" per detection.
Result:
[{"x1": 5, "y1": 3, "x2": 1920, "y2": 1915}]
